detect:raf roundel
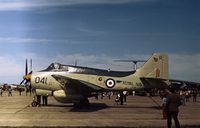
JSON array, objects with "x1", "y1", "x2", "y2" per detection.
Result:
[{"x1": 106, "y1": 78, "x2": 115, "y2": 88}]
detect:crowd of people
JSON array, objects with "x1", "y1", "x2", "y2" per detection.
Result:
[
  {"x1": 0, "y1": 85, "x2": 34, "y2": 97},
  {"x1": 0, "y1": 86, "x2": 14, "y2": 96},
  {"x1": 97, "y1": 90, "x2": 130, "y2": 105}
]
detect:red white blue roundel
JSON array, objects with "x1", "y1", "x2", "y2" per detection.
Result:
[{"x1": 106, "y1": 78, "x2": 115, "y2": 88}]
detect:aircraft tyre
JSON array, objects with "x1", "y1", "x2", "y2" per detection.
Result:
[{"x1": 31, "y1": 101, "x2": 38, "y2": 107}]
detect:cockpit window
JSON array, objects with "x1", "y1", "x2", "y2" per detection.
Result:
[
  {"x1": 54, "y1": 63, "x2": 60, "y2": 69},
  {"x1": 45, "y1": 63, "x2": 61, "y2": 71},
  {"x1": 41, "y1": 63, "x2": 69, "y2": 72}
]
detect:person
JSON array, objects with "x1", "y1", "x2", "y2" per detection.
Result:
[
  {"x1": 166, "y1": 88, "x2": 181, "y2": 128},
  {"x1": 18, "y1": 87, "x2": 22, "y2": 96},
  {"x1": 192, "y1": 89, "x2": 197, "y2": 102},
  {"x1": 185, "y1": 90, "x2": 190, "y2": 102},
  {"x1": 95, "y1": 93, "x2": 99, "y2": 100},
  {"x1": 106, "y1": 92, "x2": 111, "y2": 99},
  {"x1": 100, "y1": 92, "x2": 104, "y2": 99},
  {"x1": 42, "y1": 95, "x2": 48, "y2": 106},
  {"x1": 123, "y1": 91, "x2": 128, "y2": 102},
  {"x1": 25, "y1": 86, "x2": 28, "y2": 96},
  {"x1": 8, "y1": 87, "x2": 12, "y2": 96},
  {"x1": 119, "y1": 91, "x2": 124, "y2": 105},
  {"x1": 115, "y1": 94, "x2": 120, "y2": 105},
  {"x1": 29, "y1": 85, "x2": 32, "y2": 96},
  {"x1": 180, "y1": 90, "x2": 186, "y2": 106},
  {"x1": 132, "y1": 91, "x2": 135, "y2": 96},
  {"x1": 0, "y1": 87, "x2": 3, "y2": 96},
  {"x1": 161, "y1": 93, "x2": 168, "y2": 119}
]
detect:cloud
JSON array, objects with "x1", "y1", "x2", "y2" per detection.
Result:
[
  {"x1": 0, "y1": 52, "x2": 199, "y2": 84},
  {"x1": 75, "y1": 23, "x2": 106, "y2": 36},
  {"x1": 0, "y1": 37, "x2": 104, "y2": 45},
  {"x1": 0, "y1": 0, "x2": 154, "y2": 11},
  {"x1": 0, "y1": 37, "x2": 50, "y2": 44}
]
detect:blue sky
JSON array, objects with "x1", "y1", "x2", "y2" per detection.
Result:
[{"x1": 0, "y1": 0, "x2": 199, "y2": 84}]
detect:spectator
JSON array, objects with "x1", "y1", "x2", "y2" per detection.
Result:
[{"x1": 166, "y1": 89, "x2": 181, "y2": 128}]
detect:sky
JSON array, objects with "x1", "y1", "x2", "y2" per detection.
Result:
[{"x1": 0, "y1": 0, "x2": 199, "y2": 84}]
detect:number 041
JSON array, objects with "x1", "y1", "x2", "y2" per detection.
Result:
[{"x1": 35, "y1": 77, "x2": 47, "y2": 84}]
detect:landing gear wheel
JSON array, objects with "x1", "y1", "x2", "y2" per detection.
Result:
[{"x1": 31, "y1": 101, "x2": 38, "y2": 107}]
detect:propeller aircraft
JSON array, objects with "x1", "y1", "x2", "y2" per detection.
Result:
[{"x1": 20, "y1": 53, "x2": 199, "y2": 107}]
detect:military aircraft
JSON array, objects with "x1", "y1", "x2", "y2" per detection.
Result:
[{"x1": 20, "y1": 53, "x2": 199, "y2": 107}]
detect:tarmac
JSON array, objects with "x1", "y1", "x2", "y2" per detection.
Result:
[{"x1": 0, "y1": 91, "x2": 199, "y2": 128}]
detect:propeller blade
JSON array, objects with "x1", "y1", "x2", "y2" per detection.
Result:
[
  {"x1": 20, "y1": 59, "x2": 33, "y2": 87},
  {"x1": 28, "y1": 71, "x2": 33, "y2": 74},
  {"x1": 25, "y1": 59, "x2": 28, "y2": 75},
  {"x1": 25, "y1": 79, "x2": 30, "y2": 85},
  {"x1": 30, "y1": 59, "x2": 32, "y2": 72},
  {"x1": 20, "y1": 79, "x2": 25, "y2": 85}
]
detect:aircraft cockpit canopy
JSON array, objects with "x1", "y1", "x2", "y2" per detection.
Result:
[
  {"x1": 43, "y1": 63, "x2": 69, "y2": 71},
  {"x1": 46, "y1": 63, "x2": 61, "y2": 70}
]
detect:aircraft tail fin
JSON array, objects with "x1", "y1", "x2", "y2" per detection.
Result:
[{"x1": 135, "y1": 53, "x2": 168, "y2": 79}]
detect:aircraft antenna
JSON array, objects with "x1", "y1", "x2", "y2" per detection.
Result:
[
  {"x1": 75, "y1": 60, "x2": 77, "y2": 66},
  {"x1": 114, "y1": 60, "x2": 146, "y2": 70}
]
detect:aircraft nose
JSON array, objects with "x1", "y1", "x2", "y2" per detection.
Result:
[
  {"x1": 23, "y1": 73, "x2": 32, "y2": 81},
  {"x1": 20, "y1": 71, "x2": 32, "y2": 85}
]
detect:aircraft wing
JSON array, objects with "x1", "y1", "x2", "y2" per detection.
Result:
[
  {"x1": 51, "y1": 75, "x2": 103, "y2": 95},
  {"x1": 169, "y1": 79, "x2": 200, "y2": 89},
  {"x1": 140, "y1": 77, "x2": 169, "y2": 89},
  {"x1": 141, "y1": 77, "x2": 200, "y2": 90}
]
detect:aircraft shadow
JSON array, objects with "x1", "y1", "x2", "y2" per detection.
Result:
[
  {"x1": 110, "y1": 105, "x2": 161, "y2": 109},
  {"x1": 45, "y1": 103, "x2": 161, "y2": 112},
  {"x1": 69, "y1": 103, "x2": 109, "y2": 112},
  {"x1": 45, "y1": 103, "x2": 109, "y2": 112},
  {"x1": 46, "y1": 104, "x2": 74, "y2": 107}
]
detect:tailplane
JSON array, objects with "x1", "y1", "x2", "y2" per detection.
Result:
[{"x1": 135, "y1": 53, "x2": 168, "y2": 79}]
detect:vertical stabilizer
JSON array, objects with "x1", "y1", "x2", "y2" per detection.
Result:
[{"x1": 135, "y1": 53, "x2": 168, "y2": 79}]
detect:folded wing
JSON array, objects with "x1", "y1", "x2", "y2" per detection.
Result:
[{"x1": 51, "y1": 75, "x2": 103, "y2": 96}]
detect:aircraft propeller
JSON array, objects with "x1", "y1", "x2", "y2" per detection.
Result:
[{"x1": 20, "y1": 59, "x2": 33, "y2": 91}]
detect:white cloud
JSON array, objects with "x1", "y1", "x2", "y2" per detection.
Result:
[
  {"x1": 0, "y1": 52, "x2": 199, "y2": 84},
  {"x1": 0, "y1": 37, "x2": 50, "y2": 43},
  {"x1": 0, "y1": 37, "x2": 103, "y2": 44},
  {"x1": 0, "y1": 0, "x2": 154, "y2": 11},
  {"x1": 75, "y1": 23, "x2": 106, "y2": 36}
]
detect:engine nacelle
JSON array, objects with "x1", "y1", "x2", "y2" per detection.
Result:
[
  {"x1": 36, "y1": 89, "x2": 53, "y2": 96},
  {"x1": 53, "y1": 90, "x2": 83, "y2": 103}
]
